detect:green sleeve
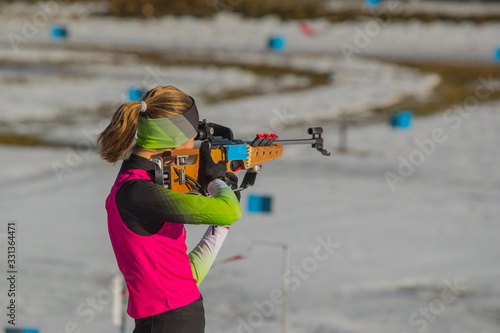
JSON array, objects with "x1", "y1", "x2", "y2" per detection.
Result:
[{"x1": 122, "y1": 178, "x2": 242, "y2": 226}]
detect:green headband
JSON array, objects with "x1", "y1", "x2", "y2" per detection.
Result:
[{"x1": 136, "y1": 99, "x2": 199, "y2": 149}]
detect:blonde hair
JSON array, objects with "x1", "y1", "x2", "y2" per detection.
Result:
[{"x1": 97, "y1": 86, "x2": 193, "y2": 163}]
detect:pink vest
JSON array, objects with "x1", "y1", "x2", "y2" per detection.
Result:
[{"x1": 105, "y1": 169, "x2": 200, "y2": 319}]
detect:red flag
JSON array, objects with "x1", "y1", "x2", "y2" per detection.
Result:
[
  {"x1": 299, "y1": 22, "x2": 315, "y2": 37},
  {"x1": 218, "y1": 254, "x2": 247, "y2": 265}
]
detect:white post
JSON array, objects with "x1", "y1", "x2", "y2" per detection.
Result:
[
  {"x1": 253, "y1": 241, "x2": 290, "y2": 333},
  {"x1": 282, "y1": 244, "x2": 290, "y2": 333},
  {"x1": 111, "y1": 274, "x2": 127, "y2": 333}
]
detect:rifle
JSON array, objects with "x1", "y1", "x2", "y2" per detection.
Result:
[{"x1": 150, "y1": 119, "x2": 331, "y2": 193}]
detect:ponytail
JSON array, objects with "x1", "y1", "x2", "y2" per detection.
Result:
[
  {"x1": 97, "y1": 86, "x2": 193, "y2": 164},
  {"x1": 97, "y1": 101, "x2": 143, "y2": 163}
]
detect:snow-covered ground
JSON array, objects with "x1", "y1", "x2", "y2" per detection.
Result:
[{"x1": 0, "y1": 2, "x2": 500, "y2": 332}]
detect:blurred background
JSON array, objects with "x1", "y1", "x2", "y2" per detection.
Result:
[{"x1": 0, "y1": 0, "x2": 499, "y2": 332}]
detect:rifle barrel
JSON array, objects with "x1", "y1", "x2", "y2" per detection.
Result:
[
  {"x1": 276, "y1": 138, "x2": 331, "y2": 156},
  {"x1": 274, "y1": 139, "x2": 317, "y2": 145},
  {"x1": 209, "y1": 139, "x2": 318, "y2": 147}
]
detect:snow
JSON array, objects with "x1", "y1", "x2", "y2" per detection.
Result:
[{"x1": 0, "y1": 2, "x2": 500, "y2": 332}]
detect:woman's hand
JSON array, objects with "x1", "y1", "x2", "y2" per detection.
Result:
[
  {"x1": 198, "y1": 142, "x2": 227, "y2": 192},
  {"x1": 224, "y1": 172, "x2": 241, "y2": 202}
]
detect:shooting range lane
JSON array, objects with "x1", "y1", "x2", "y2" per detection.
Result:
[
  {"x1": 0, "y1": 39, "x2": 438, "y2": 147},
  {"x1": 4, "y1": 0, "x2": 495, "y2": 146}
]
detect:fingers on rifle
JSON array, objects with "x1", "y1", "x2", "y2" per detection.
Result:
[
  {"x1": 224, "y1": 172, "x2": 239, "y2": 191},
  {"x1": 199, "y1": 141, "x2": 211, "y2": 163},
  {"x1": 225, "y1": 172, "x2": 238, "y2": 183}
]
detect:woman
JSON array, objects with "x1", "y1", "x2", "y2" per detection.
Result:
[{"x1": 97, "y1": 86, "x2": 242, "y2": 333}]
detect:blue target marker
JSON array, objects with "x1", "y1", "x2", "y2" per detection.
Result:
[
  {"x1": 390, "y1": 110, "x2": 413, "y2": 130},
  {"x1": 5, "y1": 328, "x2": 40, "y2": 333},
  {"x1": 268, "y1": 35, "x2": 286, "y2": 53},
  {"x1": 248, "y1": 194, "x2": 273, "y2": 214},
  {"x1": 50, "y1": 24, "x2": 68, "y2": 40},
  {"x1": 366, "y1": 0, "x2": 382, "y2": 8},
  {"x1": 494, "y1": 47, "x2": 500, "y2": 63},
  {"x1": 128, "y1": 86, "x2": 145, "y2": 102}
]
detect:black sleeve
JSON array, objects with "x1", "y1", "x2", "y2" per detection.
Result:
[{"x1": 115, "y1": 179, "x2": 241, "y2": 236}]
